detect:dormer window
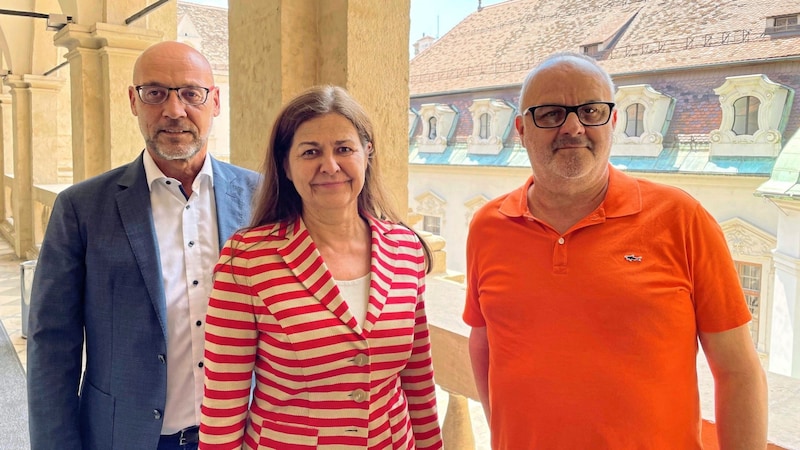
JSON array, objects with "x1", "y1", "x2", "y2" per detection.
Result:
[
  {"x1": 582, "y1": 43, "x2": 601, "y2": 56},
  {"x1": 612, "y1": 85, "x2": 675, "y2": 157},
  {"x1": 624, "y1": 103, "x2": 645, "y2": 138},
  {"x1": 428, "y1": 117, "x2": 438, "y2": 139},
  {"x1": 767, "y1": 14, "x2": 799, "y2": 34},
  {"x1": 478, "y1": 113, "x2": 490, "y2": 139},
  {"x1": 466, "y1": 98, "x2": 514, "y2": 155},
  {"x1": 710, "y1": 74, "x2": 792, "y2": 157},
  {"x1": 416, "y1": 103, "x2": 458, "y2": 153},
  {"x1": 732, "y1": 96, "x2": 760, "y2": 136}
]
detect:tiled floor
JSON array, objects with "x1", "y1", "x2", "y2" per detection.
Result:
[{"x1": 0, "y1": 237, "x2": 26, "y2": 372}]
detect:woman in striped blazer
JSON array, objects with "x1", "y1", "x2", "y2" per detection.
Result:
[{"x1": 199, "y1": 85, "x2": 443, "y2": 449}]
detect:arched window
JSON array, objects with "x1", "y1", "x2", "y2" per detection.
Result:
[
  {"x1": 428, "y1": 116, "x2": 437, "y2": 139},
  {"x1": 624, "y1": 103, "x2": 645, "y2": 137},
  {"x1": 732, "y1": 96, "x2": 760, "y2": 135},
  {"x1": 478, "y1": 113, "x2": 490, "y2": 139}
]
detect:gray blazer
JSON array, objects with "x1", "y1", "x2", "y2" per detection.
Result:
[{"x1": 26, "y1": 153, "x2": 259, "y2": 450}]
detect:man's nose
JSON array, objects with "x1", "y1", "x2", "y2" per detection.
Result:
[
  {"x1": 560, "y1": 111, "x2": 585, "y2": 134},
  {"x1": 161, "y1": 91, "x2": 188, "y2": 119}
]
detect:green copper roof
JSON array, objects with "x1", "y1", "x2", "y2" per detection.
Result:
[
  {"x1": 756, "y1": 130, "x2": 800, "y2": 198},
  {"x1": 410, "y1": 142, "x2": 776, "y2": 176}
]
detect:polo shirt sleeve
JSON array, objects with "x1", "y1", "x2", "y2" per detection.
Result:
[
  {"x1": 463, "y1": 210, "x2": 487, "y2": 327},
  {"x1": 689, "y1": 203, "x2": 753, "y2": 333}
]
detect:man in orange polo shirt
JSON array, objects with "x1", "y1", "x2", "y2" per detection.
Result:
[{"x1": 463, "y1": 52, "x2": 767, "y2": 449}]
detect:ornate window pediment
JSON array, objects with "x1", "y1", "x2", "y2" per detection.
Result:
[
  {"x1": 719, "y1": 218, "x2": 776, "y2": 258},
  {"x1": 466, "y1": 99, "x2": 514, "y2": 155},
  {"x1": 413, "y1": 191, "x2": 446, "y2": 235},
  {"x1": 710, "y1": 74, "x2": 792, "y2": 158},
  {"x1": 612, "y1": 84, "x2": 675, "y2": 157},
  {"x1": 464, "y1": 195, "x2": 490, "y2": 226},
  {"x1": 416, "y1": 103, "x2": 458, "y2": 154}
]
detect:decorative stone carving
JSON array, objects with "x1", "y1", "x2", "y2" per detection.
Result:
[
  {"x1": 612, "y1": 84, "x2": 675, "y2": 157},
  {"x1": 416, "y1": 103, "x2": 458, "y2": 154},
  {"x1": 466, "y1": 99, "x2": 514, "y2": 155},
  {"x1": 710, "y1": 74, "x2": 791, "y2": 157},
  {"x1": 719, "y1": 217, "x2": 776, "y2": 257}
]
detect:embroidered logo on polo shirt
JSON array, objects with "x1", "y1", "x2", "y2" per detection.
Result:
[{"x1": 624, "y1": 254, "x2": 642, "y2": 262}]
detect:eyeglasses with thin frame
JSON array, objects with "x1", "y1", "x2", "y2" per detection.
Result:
[
  {"x1": 525, "y1": 102, "x2": 615, "y2": 128},
  {"x1": 134, "y1": 85, "x2": 211, "y2": 106}
]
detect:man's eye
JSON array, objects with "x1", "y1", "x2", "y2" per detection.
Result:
[{"x1": 144, "y1": 89, "x2": 166, "y2": 99}]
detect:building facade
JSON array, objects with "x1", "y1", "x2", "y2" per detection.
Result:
[{"x1": 408, "y1": 0, "x2": 800, "y2": 377}]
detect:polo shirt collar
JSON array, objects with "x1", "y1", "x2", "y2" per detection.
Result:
[{"x1": 499, "y1": 164, "x2": 642, "y2": 219}]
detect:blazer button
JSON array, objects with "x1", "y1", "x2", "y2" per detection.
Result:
[
  {"x1": 351, "y1": 389, "x2": 368, "y2": 403},
  {"x1": 158, "y1": 354, "x2": 166, "y2": 364},
  {"x1": 353, "y1": 353, "x2": 369, "y2": 367},
  {"x1": 153, "y1": 409, "x2": 162, "y2": 420}
]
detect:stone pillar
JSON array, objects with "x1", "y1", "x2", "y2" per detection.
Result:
[
  {"x1": 53, "y1": 23, "x2": 161, "y2": 182},
  {"x1": 768, "y1": 199, "x2": 800, "y2": 378},
  {"x1": 442, "y1": 391, "x2": 476, "y2": 450},
  {"x1": 5, "y1": 75, "x2": 65, "y2": 256},
  {"x1": 229, "y1": 0, "x2": 411, "y2": 215},
  {"x1": 0, "y1": 91, "x2": 11, "y2": 222}
]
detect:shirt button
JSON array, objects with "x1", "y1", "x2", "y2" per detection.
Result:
[
  {"x1": 198, "y1": 362, "x2": 204, "y2": 368},
  {"x1": 188, "y1": 241, "x2": 194, "y2": 247},
  {"x1": 192, "y1": 280, "x2": 199, "y2": 286},
  {"x1": 165, "y1": 180, "x2": 171, "y2": 185},
  {"x1": 558, "y1": 237, "x2": 565, "y2": 245},
  {"x1": 153, "y1": 409, "x2": 162, "y2": 420},
  {"x1": 157, "y1": 354, "x2": 166, "y2": 364},
  {"x1": 185, "y1": 205, "x2": 190, "y2": 210},
  {"x1": 351, "y1": 389, "x2": 367, "y2": 403},
  {"x1": 353, "y1": 353, "x2": 369, "y2": 367},
  {"x1": 196, "y1": 320, "x2": 202, "y2": 327}
]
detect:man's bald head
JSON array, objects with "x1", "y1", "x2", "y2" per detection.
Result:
[{"x1": 132, "y1": 41, "x2": 214, "y2": 86}]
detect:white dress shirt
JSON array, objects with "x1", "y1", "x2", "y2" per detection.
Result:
[{"x1": 143, "y1": 151, "x2": 219, "y2": 434}]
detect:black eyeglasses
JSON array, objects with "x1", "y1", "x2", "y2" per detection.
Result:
[
  {"x1": 525, "y1": 102, "x2": 615, "y2": 128},
  {"x1": 135, "y1": 85, "x2": 211, "y2": 106}
]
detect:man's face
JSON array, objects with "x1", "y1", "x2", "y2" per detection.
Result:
[
  {"x1": 515, "y1": 59, "x2": 617, "y2": 192},
  {"x1": 128, "y1": 47, "x2": 220, "y2": 162}
]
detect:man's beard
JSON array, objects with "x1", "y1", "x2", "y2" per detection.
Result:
[{"x1": 146, "y1": 128, "x2": 206, "y2": 161}]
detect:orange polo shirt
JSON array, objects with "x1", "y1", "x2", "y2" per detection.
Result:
[{"x1": 464, "y1": 166, "x2": 751, "y2": 449}]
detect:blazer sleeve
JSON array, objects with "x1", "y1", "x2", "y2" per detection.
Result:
[
  {"x1": 399, "y1": 241, "x2": 444, "y2": 449},
  {"x1": 199, "y1": 236, "x2": 259, "y2": 449},
  {"x1": 26, "y1": 192, "x2": 87, "y2": 450}
]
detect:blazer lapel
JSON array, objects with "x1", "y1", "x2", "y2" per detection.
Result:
[
  {"x1": 211, "y1": 157, "x2": 251, "y2": 249},
  {"x1": 116, "y1": 153, "x2": 168, "y2": 337},
  {"x1": 361, "y1": 218, "x2": 399, "y2": 335},
  {"x1": 276, "y1": 218, "x2": 360, "y2": 333}
]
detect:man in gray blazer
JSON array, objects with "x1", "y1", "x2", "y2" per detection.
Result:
[{"x1": 26, "y1": 41, "x2": 259, "y2": 450}]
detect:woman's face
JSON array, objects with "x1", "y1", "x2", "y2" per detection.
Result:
[{"x1": 284, "y1": 113, "x2": 370, "y2": 216}]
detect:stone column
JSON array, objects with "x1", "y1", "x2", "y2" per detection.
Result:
[
  {"x1": 53, "y1": 23, "x2": 161, "y2": 182},
  {"x1": 0, "y1": 90, "x2": 11, "y2": 224},
  {"x1": 229, "y1": 0, "x2": 411, "y2": 215},
  {"x1": 442, "y1": 391, "x2": 476, "y2": 449},
  {"x1": 768, "y1": 199, "x2": 800, "y2": 378},
  {"x1": 4, "y1": 75, "x2": 63, "y2": 256}
]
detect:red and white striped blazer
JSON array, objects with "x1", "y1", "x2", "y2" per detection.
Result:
[{"x1": 199, "y1": 216, "x2": 443, "y2": 449}]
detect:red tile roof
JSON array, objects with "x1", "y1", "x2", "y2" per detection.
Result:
[{"x1": 409, "y1": 0, "x2": 800, "y2": 95}]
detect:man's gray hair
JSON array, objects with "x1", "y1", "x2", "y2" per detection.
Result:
[{"x1": 518, "y1": 52, "x2": 616, "y2": 111}]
